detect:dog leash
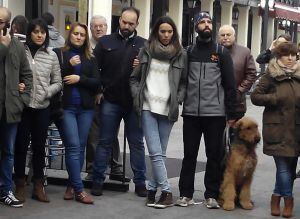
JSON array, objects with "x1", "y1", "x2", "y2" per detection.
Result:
[{"x1": 223, "y1": 124, "x2": 232, "y2": 154}]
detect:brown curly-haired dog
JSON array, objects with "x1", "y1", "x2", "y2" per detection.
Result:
[{"x1": 219, "y1": 117, "x2": 261, "y2": 211}]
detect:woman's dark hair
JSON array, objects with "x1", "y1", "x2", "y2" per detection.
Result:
[
  {"x1": 273, "y1": 42, "x2": 298, "y2": 58},
  {"x1": 26, "y1": 18, "x2": 49, "y2": 51},
  {"x1": 277, "y1": 34, "x2": 292, "y2": 42},
  {"x1": 148, "y1": 16, "x2": 181, "y2": 54},
  {"x1": 63, "y1": 22, "x2": 92, "y2": 59},
  {"x1": 10, "y1": 15, "x2": 28, "y2": 35}
]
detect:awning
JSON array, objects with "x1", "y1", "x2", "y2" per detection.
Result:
[{"x1": 273, "y1": 2, "x2": 300, "y2": 23}]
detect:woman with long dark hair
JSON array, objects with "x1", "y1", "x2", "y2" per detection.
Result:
[
  {"x1": 53, "y1": 22, "x2": 100, "y2": 204},
  {"x1": 130, "y1": 16, "x2": 187, "y2": 208},
  {"x1": 14, "y1": 18, "x2": 62, "y2": 203}
]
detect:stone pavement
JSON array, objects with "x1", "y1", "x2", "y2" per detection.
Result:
[{"x1": 0, "y1": 97, "x2": 300, "y2": 219}]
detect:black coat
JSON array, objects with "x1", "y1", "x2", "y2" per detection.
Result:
[{"x1": 53, "y1": 48, "x2": 101, "y2": 109}]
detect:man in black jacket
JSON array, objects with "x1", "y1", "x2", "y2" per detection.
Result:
[
  {"x1": 176, "y1": 12, "x2": 240, "y2": 209},
  {"x1": 92, "y1": 7, "x2": 147, "y2": 197}
]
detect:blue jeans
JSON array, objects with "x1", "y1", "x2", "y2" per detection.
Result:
[
  {"x1": 273, "y1": 156, "x2": 298, "y2": 197},
  {"x1": 61, "y1": 106, "x2": 94, "y2": 193},
  {"x1": 142, "y1": 111, "x2": 174, "y2": 192},
  {"x1": 0, "y1": 114, "x2": 18, "y2": 195},
  {"x1": 93, "y1": 100, "x2": 146, "y2": 185}
]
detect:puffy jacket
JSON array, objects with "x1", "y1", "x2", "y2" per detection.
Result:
[
  {"x1": 25, "y1": 46, "x2": 62, "y2": 109},
  {"x1": 251, "y1": 59, "x2": 300, "y2": 157},
  {"x1": 0, "y1": 38, "x2": 32, "y2": 123},
  {"x1": 130, "y1": 45, "x2": 187, "y2": 122}
]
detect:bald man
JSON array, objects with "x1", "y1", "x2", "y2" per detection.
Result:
[
  {"x1": 218, "y1": 25, "x2": 256, "y2": 116},
  {"x1": 0, "y1": 6, "x2": 32, "y2": 207}
]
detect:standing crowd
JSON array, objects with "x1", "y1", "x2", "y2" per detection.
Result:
[{"x1": 0, "y1": 5, "x2": 300, "y2": 218}]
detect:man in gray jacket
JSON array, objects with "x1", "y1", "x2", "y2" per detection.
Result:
[
  {"x1": 176, "y1": 12, "x2": 239, "y2": 209},
  {"x1": 0, "y1": 6, "x2": 32, "y2": 208}
]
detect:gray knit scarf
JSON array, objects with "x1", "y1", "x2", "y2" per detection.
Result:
[{"x1": 149, "y1": 40, "x2": 177, "y2": 61}]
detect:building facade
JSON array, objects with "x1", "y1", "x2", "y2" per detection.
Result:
[{"x1": 1, "y1": 0, "x2": 299, "y2": 65}]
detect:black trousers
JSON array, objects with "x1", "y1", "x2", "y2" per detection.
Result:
[
  {"x1": 14, "y1": 107, "x2": 49, "y2": 179},
  {"x1": 179, "y1": 116, "x2": 226, "y2": 199}
]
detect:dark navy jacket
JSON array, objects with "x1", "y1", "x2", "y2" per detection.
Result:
[{"x1": 94, "y1": 32, "x2": 146, "y2": 110}]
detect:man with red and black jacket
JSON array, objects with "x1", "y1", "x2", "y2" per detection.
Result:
[
  {"x1": 176, "y1": 12, "x2": 241, "y2": 209},
  {"x1": 92, "y1": 6, "x2": 147, "y2": 197}
]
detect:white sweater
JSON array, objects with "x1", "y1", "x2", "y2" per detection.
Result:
[{"x1": 143, "y1": 58, "x2": 170, "y2": 116}]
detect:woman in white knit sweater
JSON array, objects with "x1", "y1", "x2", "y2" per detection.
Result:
[{"x1": 130, "y1": 16, "x2": 187, "y2": 209}]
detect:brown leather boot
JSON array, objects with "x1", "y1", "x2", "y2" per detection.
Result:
[
  {"x1": 14, "y1": 178, "x2": 26, "y2": 203},
  {"x1": 32, "y1": 179, "x2": 50, "y2": 203},
  {"x1": 270, "y1": 194, "x2": 281, "y2": 216},
  {"x1": 282, "y1": 197, "x2": 294, "y2": 218}
]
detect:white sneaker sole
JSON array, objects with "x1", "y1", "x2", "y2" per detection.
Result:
[{"x1": 154, "y1": 203, "x2": 174, "y2": 209}]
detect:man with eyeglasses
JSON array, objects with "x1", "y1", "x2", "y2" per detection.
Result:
[
  {"x1": 85, "y1": 15, "x2": 131, "y2": 183},
  {"x1": 218, "y1": 25, "x2": 256, "y2": 117},
  {"x1": 176, "y1": 12, "x2": 240, "y2": 209},
  {"x1": 92, "y1": 7, "x2": 147, "y2": 197},
  {"x1": 0, "y1": 6, "x2": 32, "y2": 207},
  {"x1": 89, "y1": 15, "x2": 107, "y2": 49}
]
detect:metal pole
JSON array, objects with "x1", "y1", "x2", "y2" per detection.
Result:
[{"x1": 261, "y1": 0, "x2": 269, "y2": 72}]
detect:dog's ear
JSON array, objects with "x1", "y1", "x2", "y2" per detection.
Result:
[{"x1": 233, "y1": 119, "x2": 243, "y2": 130}]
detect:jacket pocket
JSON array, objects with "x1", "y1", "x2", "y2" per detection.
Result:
[
  {"x1": 11, "y1": 90, "x2": 25, "y2": 112},
  {"x1": 263, "y1": 115, "x2": 282, "y2": 144}
]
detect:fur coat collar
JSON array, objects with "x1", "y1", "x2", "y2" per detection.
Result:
[{"x1": 267, "y1": 58, "x2": 300, "y2": 81}]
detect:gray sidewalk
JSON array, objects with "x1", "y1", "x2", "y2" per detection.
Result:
[{"x1": 1, "y1": 98, "x2": 299, "y2": 219}]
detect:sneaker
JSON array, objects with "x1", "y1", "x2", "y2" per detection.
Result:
[
  {"x1": 146, "y1": 190, "x2": 156, "y2": 207},
  {"x1": 154, "y1": 192, "x2": 173, "y2": 209},
  {"x1": 0, "y1": 191, "x2": 23, "y2": 207},
  {"x1": 91, "y1": 182, "x2": 103, "y2": 196},
  {"x1": 175, "y1": 197, "x2": 195, "y2": 207},
  {"x1": 205, "y1": 198, "x2": 220, "y2": 209}
]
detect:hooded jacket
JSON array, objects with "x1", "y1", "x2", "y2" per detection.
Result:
[
  {"x1": 251, "y1": 59, "x2": 300, "y2": 157},
  {"x1": 48, "y1": 25, "x2": 65, "y2": 49}
]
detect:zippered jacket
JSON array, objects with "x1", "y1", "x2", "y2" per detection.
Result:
[
  {"x1": 25, "y1": 46, "x2": 62, "y2": 109},
  {"x1": 183, "y1": 38, "x2": 239, "y2": 120}
]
